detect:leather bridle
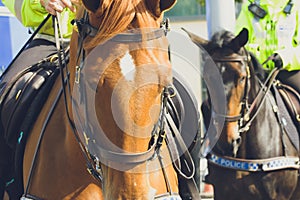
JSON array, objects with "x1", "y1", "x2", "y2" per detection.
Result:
[
  {"x1": 59, "y1": 11, "x2": 194, "y2": 199},
  {"x1": 71, "y1": 11, "x2": 177, "y2": 196},
  {"x1": 210, "y1": 50, "x2": 252, "y2": 130},
  {"x1": 207, "y1": 48, "x2": 285, "y2": 158},
  {"x1": 69, "y1": 11, "x2": 198, "y2": 199},
  {"x1": 210, "y1": 49, "x2": 281, "y2": 134}
]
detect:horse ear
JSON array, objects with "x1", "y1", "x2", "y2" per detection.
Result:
[
  {"x1": 229, "y1": 28, "x2": 249, "y2": 52},
  {"x1": 181, "y1": 27, "x2": 209, "y2": 48},
  {"x1": 82, "y1": 0, "x2": 101, "y2": 13},
  {"x1": 146, "y1": 0, "x2": 177, "y2": 17}
]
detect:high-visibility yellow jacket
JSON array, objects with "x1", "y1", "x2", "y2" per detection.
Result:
[
  {"x1": 236, "y1": 0, "x2": 300, "y2": 71},
  {"x1": 2, "y1": 0, "x2": 75, "y2": 40}
]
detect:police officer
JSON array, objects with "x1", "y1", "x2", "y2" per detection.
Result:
[{"x1": 236, "y1": 0, "x2": 300, "y2": 93}]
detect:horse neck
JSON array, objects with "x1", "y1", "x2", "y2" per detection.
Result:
[{"x1": 240, "y1": 73, "x2": 285, "y2": 158}]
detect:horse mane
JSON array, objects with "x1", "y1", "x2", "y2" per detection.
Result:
[
  {"x1": 84, "y1": 0, "x2": 138, "y2": 49},
  {"x1": 248, "y1": 51, "x2": 268, "y2": 81}
]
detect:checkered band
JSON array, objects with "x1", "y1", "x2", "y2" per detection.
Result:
[
  {"x1": 209, "y1": 153, "x2": 300, "y2": 172},
  {"x1": 263, "y1": 158, "x2": 300, "y2": 171},
  {"x1": 209, "y1": 153, "x2": 258, "y2": 171},
  {"x1": 248, "y1": 162, "x2": 259, "y2": 171}
]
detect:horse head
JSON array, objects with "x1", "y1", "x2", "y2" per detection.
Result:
[
  {"x1": 69, "y1": 0, "x2": 181, "y2": 199},
  {"x1": 184, "y1": 28, "x2": 252, "y2": 157},
  {"x1": 184, "y1": 27, "x2": 300, "y2": 200}
]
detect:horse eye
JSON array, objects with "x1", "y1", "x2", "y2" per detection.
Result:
[{"x1": 239, "y1": 76, "x2": 246, "y2": 84}]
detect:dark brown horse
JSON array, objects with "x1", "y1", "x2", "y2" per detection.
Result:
[
  {"x1": 184, "y1": 28, "x2": 300, "y2": 200},
  {"x1": 0, "y1": 0, "x2": 202, "y2": 199}
]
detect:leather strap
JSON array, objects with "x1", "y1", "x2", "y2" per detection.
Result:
[
  {"x1": 110, "y1": 29, "x2": 166, "y2": 43},
  {"x1": 165, "y1": 113, "x2": 200, "y2": 199}
]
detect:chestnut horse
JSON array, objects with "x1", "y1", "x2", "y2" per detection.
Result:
[
  {"x1": 184, "y1": 28, "x2": 300, "y2": 200},
  {"x1": 0, "y1": 0, "x2": 199, "y2": 199}
]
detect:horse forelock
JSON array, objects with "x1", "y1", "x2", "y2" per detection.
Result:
[
  {"x1": 83, "y1": 0, "x2": 135, "y2": 49},
  {"x1": 205, "y1": 30, "x2": 235, "y2": 52},
  {"x1": 84, "y1": 0, "x2": 160, "y2": 49}
]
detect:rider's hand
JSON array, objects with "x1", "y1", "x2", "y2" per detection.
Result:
[{"x1": 40, "y1": 0, "x2": 78, "y2": 15}]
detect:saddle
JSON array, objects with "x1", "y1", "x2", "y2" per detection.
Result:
[
  {"x1": 0, "y1": 51, "x2": 67, "y2": 148},
  {"x1": 0, "y1": 51, "x2": 67, "y2": 198},
  {"x1": 276, "y1": 82, "x2": 300, "y2": 133}
]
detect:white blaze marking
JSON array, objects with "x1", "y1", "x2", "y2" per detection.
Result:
[{"x1": 120, "y1": 51, "x2": 135, "y2": 81}]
